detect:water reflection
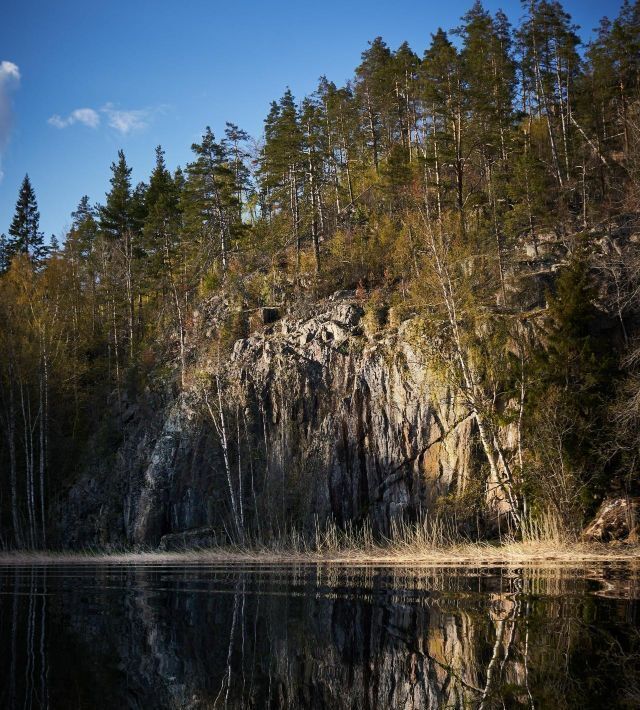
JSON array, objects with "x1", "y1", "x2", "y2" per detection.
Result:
[{"x1": 0, "y1": 563, "x2": 638, "y2": 709}]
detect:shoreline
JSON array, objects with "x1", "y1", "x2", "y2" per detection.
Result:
[{"x1": 1, "y1": 541, "x2": 639, "y2": 567}]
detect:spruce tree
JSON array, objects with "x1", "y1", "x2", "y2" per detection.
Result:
[
  {"x1": 100, "y1": 150, "x2": 133, "y2": 239},
  {"x1": 527, "y1": 248, "x2": 614, "y2": 507},
  {"x1": 143, "y1": 146, "x2": 181, "y2": 284},
  {"x1": 99, "y1": 150, "x2": 138, "y2": 358},
  {"x1": 69, "y1": 196, "x2": 98, "y2": 261},
  {"x1": 6, "y1": 175, "x2": 48, "y2": 265}
]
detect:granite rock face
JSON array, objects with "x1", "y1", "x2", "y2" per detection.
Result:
[{"x1": 58, "y1": 297, "x2": 479, "y2": 548}]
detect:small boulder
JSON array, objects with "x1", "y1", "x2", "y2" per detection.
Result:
[
  {"x1": 582, "y1": 497, "x2": 639, "y2": 543},
  {"x1": 158, "y1": 526, "x2": 225, "y2": 551}
]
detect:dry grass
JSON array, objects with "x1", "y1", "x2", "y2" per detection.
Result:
[
  {"x1": 1, "y1": 514, "x2": 639, "y2": 567},
  {"x1": 0, "y1": 542, "x2": 638, "y2": 568}
]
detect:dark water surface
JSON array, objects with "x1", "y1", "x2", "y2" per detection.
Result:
[{"x1": 0, "y1": 563, "x2": 639, "y2": 709}]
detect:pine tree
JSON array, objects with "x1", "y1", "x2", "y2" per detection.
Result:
[
  {"x1": 421, "y1": 29, "x2": 466, "y2": 224},
  {"x1": 584, "y1": 1, "x2": 640, "y2": 200},
  {"x1": 459, "y1": 2, "x2": 515, "y2": 165},
  {"x1": 316, "y1": 77, "x2": 358, "y2": 209},
  {"x1": 518, "y1": 1, "x2": 582, "y2": 189},
  {"x1": 458, "y1": 3, "x2": 517, "y2": 288},
  {"x1": 6, "y1": 175, "x2": 48, "y2": 265},
  {"x1": 224, "y1": 123, "x2": 251, "y2": 220},
  {"x1": 183, "y1": 127, "x2": 241, "y2": 278},
  {"x1": 260, "y1": 90, "x2": 304, "y2": 266},
  {"x1": 391, "y1": 42, "x2": 420, "y2": 160},
  {"x1": 355, "y1": 37, "x2": 393, "y2": 172},
  {"x1": 300, "y1": 94, "x2": 328, "y2": 273}
]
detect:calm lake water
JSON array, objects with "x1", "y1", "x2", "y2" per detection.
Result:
[{"x1": 0, "y1": 563, "x2": 638, "y2": 709}]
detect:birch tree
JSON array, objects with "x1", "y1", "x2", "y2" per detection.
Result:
[{"x1": 415, "y1": 212, "x2": 523, "y2": 528}]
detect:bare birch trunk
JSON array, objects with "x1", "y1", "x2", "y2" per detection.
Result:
[
  {"x1": 365, "y1": 89, "x2": 379, "y2": 173},
  {"x1": 204, "y1": 375, "x2": 244, "y2": 542},
  {"x1": 422, "y1": 216, "x2": 522, "y2": 528}
]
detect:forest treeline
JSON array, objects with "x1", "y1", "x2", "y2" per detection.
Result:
[{"x1": 1, "y1": 0, "x2": 639, "y2": 547}]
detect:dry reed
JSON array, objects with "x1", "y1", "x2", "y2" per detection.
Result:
[{"x1": 0, "y1": 512, "x2": 638, "y2": 567}]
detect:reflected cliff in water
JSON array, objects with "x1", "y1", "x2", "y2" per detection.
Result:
[{"x1": 0, "y1": 563, "x2": 639, "y2": 709}]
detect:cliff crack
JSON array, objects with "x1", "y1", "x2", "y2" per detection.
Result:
[{"x1": 375, "y1": 412, "x2": 473, "y2": 499}]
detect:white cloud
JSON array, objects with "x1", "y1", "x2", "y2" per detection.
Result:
[
  {"x1": 0, "y1": 60, "x2": 20, "y2": 182},
  {"x1": 0, "y1": 61, "x2": 20, "y2": 83},
  {"x1": 48, "y1": 107, "x2": 100, "y2": 129},
  {"x1": 47, "y1": 102, "x2": 155, "y2": 135},
  {"x1": 101, "y1": 104, "x2": 149, "y2": 135}
]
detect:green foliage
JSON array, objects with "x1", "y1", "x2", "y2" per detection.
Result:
[
  {"x1": 362, "y1": 289, "x2": 389, "y2": 336},
  {"x1": 543, "y1": 254, "x2": 609, "y2": 391},
  {"x1": 434, "y1": 478, "x2": 485, "y2": 536},
  {"x1": 525, "y1": 249, "x2": 617, "y2": 520}
]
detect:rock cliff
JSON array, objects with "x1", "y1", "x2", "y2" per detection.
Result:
[{"x1": 59, "y1": 295, "x2": 482, "y2": 548}]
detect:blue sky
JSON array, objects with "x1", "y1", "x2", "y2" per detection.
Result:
[{"x1": 0, "y1": 0, "x2": 623, "y2": 240}]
